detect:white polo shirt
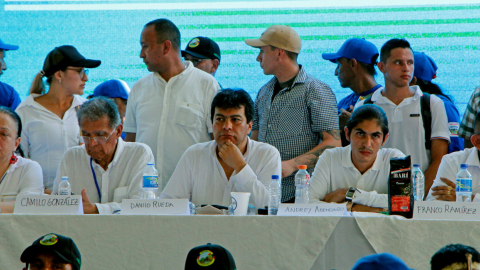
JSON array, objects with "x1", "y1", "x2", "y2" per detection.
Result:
[
  {"x1": 124, "y1": 61, "x2": 220, "y2": 190},
  {"x1": 426, "y1": 147, "x2": 480, "y2": 201},
  {"x1": 159, "y1": 138, "x2": 282, "y2": 209},
  {"x1": 52, "y1": 139, "x2": 154, "y2": 214},
  {"x1": 309, "y1": 145, "x2": 405, "y2": 208},
  {"x1": 356, "y1": 86, "x2": 450, "y2": 172},
  {"x1": 16, "y1": 94, "x2": 85, "y2": 189},
  {"x1": 0, "y1": 156, "x2": 44, "y2": 202}
]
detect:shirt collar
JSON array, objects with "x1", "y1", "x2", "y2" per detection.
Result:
[
  {"x1": 268, "y1": 64, "x2": 307, "y2": 92},
  {"x1": 18, "y1": 94, "x2": 84, "y2": 111},
  {"x1": 371, "y1": 85, "x2": 422, "y2": 104},
  {"x1": 341, "y1": 144, "x2": 384, "y2": 172},
  {"x1": 465, "y1": 148, "x2": 480, "y2": 168},
  {"x1": 359, "y1": 84, "x2": 382, "y2": 97},
  {"x1": 154, "y1": 61, "x2": 192, "y2": 83},
  {"x1": 6, "y1": 155, "x2": 24, "y2": 173}
]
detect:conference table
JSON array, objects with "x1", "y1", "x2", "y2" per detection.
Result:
[{"x1": 2, "y1": 213, "x2": 479, "y2": 270}]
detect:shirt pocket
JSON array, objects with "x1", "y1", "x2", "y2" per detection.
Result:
[
  {"x1": 174, "y1": 102, "x2": 204, "y2": 128},
  {"x1": 276, "y1": 106, "x2": 306, "y2": 136}
]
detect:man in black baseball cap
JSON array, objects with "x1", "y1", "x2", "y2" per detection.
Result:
[
  {"x1": 182, "y1": 36, "x2": 221, "y2": 76},
  {"x1": 20, "y1": 233, "x2": 81, "y2": 270},
  {"x1": 0, "y1": 38, "x2": 21, "y2": 110},
  {"x1": 185, "y1": 243, "x2": 236, "y2": 270}
]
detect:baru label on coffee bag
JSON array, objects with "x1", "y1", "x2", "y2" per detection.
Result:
[{"x1": 388, "y1": 155, "x2": 413, "y2": 218}]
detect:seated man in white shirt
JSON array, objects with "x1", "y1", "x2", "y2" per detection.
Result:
[
  {"x1": 52, "y1": 97, "x2": 154, "y2": 214},
  {"x1": 309, "y1": 104, "x2": 405, "y2": 212},
  {"x1": 426, "y1": 112, "x2": 480, "y2": 201},
  {"x1": 160, "y1": 89, "x2": 281, "y2": 209}
]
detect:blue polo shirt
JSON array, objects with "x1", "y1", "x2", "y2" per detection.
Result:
[
  {"x1": 437, "y1": 94, "x2": 464, "y2": 153},
  {"x1": 0, "y1": 81, "x2": 21, "y2": 110},
  {"x1": 337, "y1": 84, "x2": 382, "y2": 114}
]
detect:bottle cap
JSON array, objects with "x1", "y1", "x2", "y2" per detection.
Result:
[
  {"x1": 461, "y1": 164, "x2": 468, "y2": 169},
  {"x1": 298, "y1": 165, "x2": 307, "y2": 170},
  {"x1": 413, "y1": 164, "x2": 420, "y2": 168},
  {"x1": 272, "y1": 175, "x2": 279, "y2": 179},
  {"x1": 147, "y1": 162, "x2": 154, "y2": 166},
  {"x1": 61, "y1": 176, "x2": 68, "y2": 181}
]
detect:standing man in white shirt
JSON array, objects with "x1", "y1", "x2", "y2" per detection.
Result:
[
  {"x1": 53, "y1": 97, "x2": 154, "y2": 214},
  {"x1": 355, "y1": 38, "x2": 450, "y2": 193},
  {"x1": 309, "y1": 104, "x2": 405, "y2": 212},
  {"x1": 124, "y1": 19, "x2": 220, "y2": 190},
  {"x1": 160, "y1": 89, "x2": 281, "y2": 209}
]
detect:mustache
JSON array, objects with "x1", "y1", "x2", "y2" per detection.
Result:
[{"x1": 358, "y1": 148, "x2": 373, "y2": 153}]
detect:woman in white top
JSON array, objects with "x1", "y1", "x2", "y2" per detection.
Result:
[
  {"x1": 16, "y1": 46, "x2": 101, "y2": 192},
  {"x1": 0, "y1": 107, "x2": 43, "y2": 213}
]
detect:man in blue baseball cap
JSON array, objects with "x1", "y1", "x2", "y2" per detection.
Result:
[
  {"x1": 89, "y1": 79, "x2": 130, "y2": 140},
  {"x1": 0, "y1": 38, "x2": 21, "y2": 110},
  {"x1": 352, "y1": 253, "x2": 411, "y2": 270},
  {"x1": 322, "y1": 38, "x2": 382, "y2": 146}
]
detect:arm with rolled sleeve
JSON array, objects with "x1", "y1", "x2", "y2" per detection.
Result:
[
  {"x1": 159, "y1": 152, "x2": 193, "y2": 201},
  {"x1": 17, "y1": 161, "x2": 44, "y2": 196},
  {"x1": 231, "y1": 147, "x2": 281, "y2": 209},
  {"x1": 353, "y1": 189, "x2": 387, "y2": 208}
]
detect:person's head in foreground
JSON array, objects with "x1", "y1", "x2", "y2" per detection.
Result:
[
  {"x1": 21, "y1": 233, "x2": 81, "y2": 270},
  {"x1": 182, "y1": 36, "x2": 221, "y2": 76},
  {"x1": 352, "y1": 253, "x2": 410, "y2": 270},
  {"x1": 89, "y1": 79, "x2": 130, "y2": 124},
  {"x1": 77, "y1": 97, "x2": 122, "y2": 166},
  {"x1": 211, "y1": 88, "x2": 254, "y2": 152},
  {"x1": 185, "y1": 243, "x2": 236, "y2": 270},
  {"x1": 431, "y1": 244, "x2": 480, "y2": 270},
  {"x1": 378, "y1": 38, "x2": 414, "y2": 88},
  {"x1": 345, "y1": 104, "x2": 389, "y2": 173}
]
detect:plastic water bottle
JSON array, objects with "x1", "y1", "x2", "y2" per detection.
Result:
[
  {"x1": 143, "y1": 163, "x2": 159, "y2": 199},
  {"x1": 295, "y1": 165, "x2": 310, "y2": 204},
  {"x1": 268, "y1": 175, "x2": 281, "y2": 216},
  {"x1": 412, "y1": 164, "x2": 424, "y2": 201},
  {"x1": 456, "y1": 164, "x2": 472, "y2": 202},
  {"x1": 58, "y1": 176, "x2": 71, "y2": 195}
]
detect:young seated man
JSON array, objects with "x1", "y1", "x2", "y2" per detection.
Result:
[
  {"x1": 309, "y1": 104, "x2": 405, "y2": 212},
  {"x1": 160, "y1": 89, "x2": 281, "y2": 209},
  {"x1": 426, "y1": 112, "x2": 480, "y2": 201}
]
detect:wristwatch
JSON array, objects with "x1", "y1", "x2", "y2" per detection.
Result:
[{"x1": 345, "y1": 187, "x2": 356, "y2": 202}]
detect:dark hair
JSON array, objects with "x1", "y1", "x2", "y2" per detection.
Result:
[
  {"x1": 145, "y1": 19, "x2": 181, "y2": 51},
  {"x1": 415, "y1": 79, "x2": 453, "y2": 103},
  {"x1": 380, "y1": 38, "x2": 412, "y2": 63},
  {"x1": 211, "y1": 88, "x2": 254, "y2": 123},
  {"x1": 346, "y1": 104, "x2": 389, "y2": 141},
  {"x1": 77, "y1": 97, "x2": 121, "y2": 129},
  {"x1": 0, "y1": 106, "x2": 24, "y2": 157},
  {"x1": 431, "y1": 244, "x2": 480, "y2": 270},
  {"x1": 358, "y1": 62, "x2": 377, "y2": 76},
  {"x1": 269, "y1": 46, "x2": 298, "y2": 61}
]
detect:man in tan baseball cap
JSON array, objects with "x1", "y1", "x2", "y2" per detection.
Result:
[{"x1": 245, "y1": 25, "x2": 341, "y2": 203}]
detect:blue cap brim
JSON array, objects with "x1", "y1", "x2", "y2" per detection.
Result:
[
  {"x1": 0, "y1": 44, "x2": 19, "y2": 51},
  {"x1": 322, "y1": 53, "x2": 341, "y2": 63}
]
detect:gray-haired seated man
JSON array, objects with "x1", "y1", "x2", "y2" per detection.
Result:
[{"x1": 52, "y1": 97, "x2": 154, "y2": 214}]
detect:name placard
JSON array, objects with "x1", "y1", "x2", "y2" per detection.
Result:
[
  {"x1": 14, "y1": 195, "x2": 83, "y2": 214},
  {"x1": 277, "y1": 203, "x2": 348, "y2": 216},
  {"x1": 121, "y1": 199, "x2": 190, "y2": 215},
  {"x1": 413, "y1": 201, "x2": 480, "y2": 220}
]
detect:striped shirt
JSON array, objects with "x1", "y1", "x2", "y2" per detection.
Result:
[
  {"x1": 459, "y1": 85, "x2": 480, "y2": 139},
  {"x1": 253, "y1": 65, "x2": 339, "y2": 202}
]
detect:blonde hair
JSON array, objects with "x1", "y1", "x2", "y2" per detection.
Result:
[{"x1": 29, "y1": 72, "x2": 46, "y2": 95}]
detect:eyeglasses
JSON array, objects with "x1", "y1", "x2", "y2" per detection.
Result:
[
  {"x1": 81, "y1": 128, "x2": 116, "y2": 145},
  {"x1": 183, "y1": 58, "x2": 207, "y2": 66},
  {"x1": 66, "y1": 67, "x2": 89, "y2": 78}
]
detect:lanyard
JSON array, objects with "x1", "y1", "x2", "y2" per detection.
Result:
[
  {"x1": 90, "y1": 158, "x2": 102, "y2": 201},
  {"x1": 0, "y1": 173, "x2": 6, "y2": 185}
]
